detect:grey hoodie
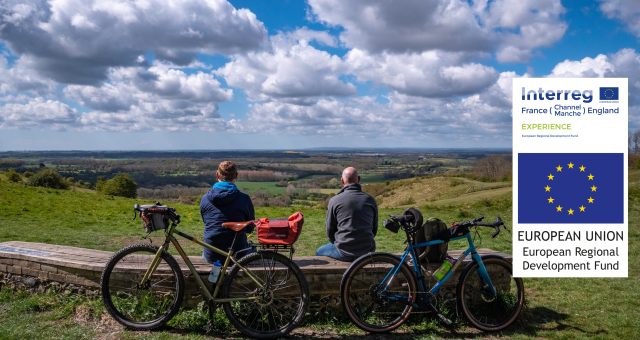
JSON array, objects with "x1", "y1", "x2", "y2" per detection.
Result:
[{"x1": 326, "y1": 183, "x2": 378, "y2": 258}]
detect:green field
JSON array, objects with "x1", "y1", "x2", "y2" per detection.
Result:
[
  {"x1": 0, "y1": 172, "x2": 639, "y2": 339},
  {"x1": 359, "y1": 173, "x2": 385, "y2": 183},
  {"x1": 233, "y1": 181, "x2": 286, "y2": 195}
]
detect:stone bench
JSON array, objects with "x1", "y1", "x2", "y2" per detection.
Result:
[{"x1": 0, "y1": 241, "x2": 511, "y2": 311}]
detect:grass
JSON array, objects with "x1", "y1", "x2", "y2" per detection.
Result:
[
  {"x1": 233, "y1": 181, "x2": 286, "y2": 196},
  {"x1": 1, "y1": 172, "x2": 639, "y2": 339}
]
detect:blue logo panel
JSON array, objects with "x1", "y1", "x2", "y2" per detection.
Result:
[
  {"x1": 518, "y1": 153, "x2": 623, "y2": 224},
  {"x1": 599, "y1": 87, "x2": 619, "y2": 100}
]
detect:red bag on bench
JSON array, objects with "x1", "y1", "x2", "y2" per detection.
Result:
[{"x1": 255, "y1": 211, "x2": 304, "y2": 245}]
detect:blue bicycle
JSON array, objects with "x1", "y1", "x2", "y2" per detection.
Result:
[{"x1": 340, "y1": 211, "x2": 524, "y2": 332}]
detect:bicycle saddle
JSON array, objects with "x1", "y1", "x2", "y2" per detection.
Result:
[{"x1": 222, "y1": 221, "x2": 254, "y2": 232}]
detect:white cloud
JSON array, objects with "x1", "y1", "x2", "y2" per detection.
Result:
[
  {"x1": 216, "y1": 30, "x2": 356, "y2": 104},
  {"x1": 0, "y1": 0, "x2": 267, "y2": 84},
  {"x1": 309, "y1": 0, "x2": 567, "y2": 63},
  {"x1": 63, "y1": 63, "x2": 233, "y2": 131},
  {"x1": 0, "y1": 98, "x2": 79, "y2": 130},
  {"x1": 599, "y1": 0, "x2": 640, "y2": 36},
  {"x1": 345, "y1": 49, "x2": 498, "y2": 97},
  {"x1": 307, "y1": 0, "x2": 494, "y2": 53},
  {"x1": 229, "y1": 90, "x2": 513, "y2": 144},
  {"x1": 0, "y1": 56, "x2": 56, "y2": 95},
  {"x1": 547, "y1": 49, "x2": 640, "y2": 107}
]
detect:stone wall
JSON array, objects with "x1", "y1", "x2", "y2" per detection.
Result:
[{"x1": 0, "y1": 241, "x2": 511, "y2": 312}]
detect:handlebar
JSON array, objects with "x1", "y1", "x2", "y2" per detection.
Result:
[
  {"x1": 132, "y1": 203, "x2": 181, "y2": 224},
  {"x1": 472, "y1": 216, "x2": 509, "y2": 238},
  {"x1": 388, "y1": 214, "x2": 410, "y2": 223}
]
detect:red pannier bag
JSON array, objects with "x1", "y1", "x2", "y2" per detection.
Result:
[{"x1": 255, "y1": 211, "x2": 304, "y2": 245}]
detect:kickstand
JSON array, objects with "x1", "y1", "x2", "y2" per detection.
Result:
[{"x1": 206, "y1": 299, "x2": 216, "y2": 333}]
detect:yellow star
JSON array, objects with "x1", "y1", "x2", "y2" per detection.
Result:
[
  {"x1": 568, "y1": 208, "x2": 574, "y2": 215},
  {"x1": 545, "y1": 185, "x2": 551, "y2": 192},
  {"x1": 548, "y1": 174, "x2": 554, "y2": 180},
  {"x1": 588, "y1": 197, "x2": 594, "y2": 203},
  {"x1": 579, "y1": 165, "x2": 586, "y2": 172},
  {"x1": 591, "y1": 185, "x2": 597, "y2": 192},
  {"x1": 588, "y1": 174, "x2": 594, "y2": 180},
  {"x1": 579, "y1": 205, "x2": 585, "y2": 212},
  {"x1": 568, "y1": 162, "x2": 574, "y2": 169},
  {"x1": 548, "y1": 197, "x2": 554, "y2": 203},
  {"x1": 556, "y1": 165, "x2": 563, "y2": 172},
  {"x1": 556, "y1": 205, "x2": 562, "y2": 212}
]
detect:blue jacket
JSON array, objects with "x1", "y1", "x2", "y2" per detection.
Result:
[{"x1": 201, "y1": 182, "x2": 255, "y2": 263}]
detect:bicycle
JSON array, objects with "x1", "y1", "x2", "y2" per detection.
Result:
[
  {"x1": 100, "y1": 204, "x2": 309, "y2": 340},
  {"x1": 340, "y1": 213, "x2": 524, "y2": 333}
]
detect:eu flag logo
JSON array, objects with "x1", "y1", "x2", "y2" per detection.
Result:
[
  {"x1": 518, "y1": 153, "x2": 623, "y2": 224},
  {"x1": 599, "y1": 87, "x2": 619, "y2": 100}
]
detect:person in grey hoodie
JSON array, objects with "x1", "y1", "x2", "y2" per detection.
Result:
[{"x1": 316, "y1": 167, "x2": 378, "y2": 261}]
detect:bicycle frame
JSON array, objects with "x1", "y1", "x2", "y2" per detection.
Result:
[
  {"x1": 139, "y1": 223, "x2": 264, "y2": 303},
  {"x1": 382, "y1": 231, "x2": 496, "y2": 308}
]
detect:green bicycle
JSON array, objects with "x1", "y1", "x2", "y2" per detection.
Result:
[{"x1": 100, "y1": 203, "x2": 309, "y2": 339}]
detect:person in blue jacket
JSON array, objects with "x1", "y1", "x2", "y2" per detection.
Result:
[{"x1": 201, "y1": 161, "x2": 255, "y2": 264}]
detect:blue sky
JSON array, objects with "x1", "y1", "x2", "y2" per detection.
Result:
[{"x1": 0, "y1": 0, "x2": 639, "y2": 150}]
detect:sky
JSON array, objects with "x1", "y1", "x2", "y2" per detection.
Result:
[{"x1": 0, "y1": 0, "x2": 639, "y2": 150}]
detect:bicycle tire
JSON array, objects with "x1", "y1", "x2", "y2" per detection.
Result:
[
  {"x1": 340, "y1": 252, "x2": 417, "y2": 333},
  {"x1": 457, "y1": 255, "x2": 524, "y2": 332},
  {"x1": 221, "y1": 251, "x2": 309, "y2": 340},
  {"x1": 100, "y1": 243, "x2": 184, "y2": 330}
]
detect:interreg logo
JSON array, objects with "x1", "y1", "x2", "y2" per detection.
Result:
[{"x1": 521, "y1": 87, "x2": 593, "y2": 103}]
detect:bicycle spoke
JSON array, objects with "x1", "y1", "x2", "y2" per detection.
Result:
[{"x1": 222, "y1": 251, "x2": 308, "y2": 337}]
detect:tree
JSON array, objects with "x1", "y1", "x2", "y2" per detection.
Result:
[
  {"x1": 7, "y1": 168, "x2": 22, "y2": 183},
  {"x1": 95, "y1": 176, "x2": 106, "y2": 193},
  {"x1": 27, "y1": 169, "x2": 69, "y2": 189},
  {"x1": 472, "y1": 154, "x2": 512, "y2": 180},
  {"x1": 286, "y1": 184, "x2": 296, "y2": 196},
  {"x1": 98, "y1": 172, "x2": 137, "y2": 198}
]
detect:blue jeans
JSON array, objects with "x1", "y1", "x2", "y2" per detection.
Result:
[{"x1": 315, "y1": 243, "x2": 354, "y2": 262}]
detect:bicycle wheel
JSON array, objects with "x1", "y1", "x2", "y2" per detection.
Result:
[
  {"x1": 100, "y1": 243, "x2": 184, "y2": 330},
  {"x1": 221, "y1": 251, "x2": 309, "y2": 340},
  {"x1": 340, "y1": 252, "x2": 417, "y2": 333},
  {"x1": 457, "y1": 256, "x2": 524, "y2": 332}
]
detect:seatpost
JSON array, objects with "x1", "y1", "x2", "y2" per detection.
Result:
[{"x1": 229, "y1": 231, "x2": 240, "y2": 251}]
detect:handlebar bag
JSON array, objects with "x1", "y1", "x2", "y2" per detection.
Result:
[
  {"x1": 139, "y1": 204, "x2": 173, "y2": 233},
  {"x1": 438, "y1": 223, "x2": 470, "y2": 241},
  {"x1": 255, "y1": 211, "x2": 304, "y2": 245}
]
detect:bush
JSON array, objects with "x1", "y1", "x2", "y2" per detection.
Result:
[
  {"x1": 7, "y1": 168, "x2": 22, "y2": 183},
  {"x1": 23, "y1": 171, "x2": 35, "y2": 178},
  {"x1": 97, "y1": 172, "x2": 137, "y2": 198},
  {"x1": 27, "y1": 169, "x2": 69, "y2": 189},
  {"x1": 67, "y1": 177, "x2": 75, "y2": 183},
  {"x1": 400, "y1": 197, "x2": 416, "y2": 205}
]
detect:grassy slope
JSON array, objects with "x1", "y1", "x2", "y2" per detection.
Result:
[
  {"x1": 1, "y1": 172, "x2": 639, "y2": 339},
  {"x1": 367, "y1": 175, "x2": 512, "y2": 208},
  {"x1": 0, "y1": 180, "x2": 512, "y2": 256}
]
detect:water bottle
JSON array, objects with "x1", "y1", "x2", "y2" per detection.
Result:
[
  {"x1": 208, "y1": 260, "x2": 222, "y2": 283},
  {"x1": 434, "y1": 257, "x2": 456, "y2": 281}
]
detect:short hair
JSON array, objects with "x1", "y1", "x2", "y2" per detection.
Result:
[{"x1": 217, "y1": 161, "x2": 237, "y2": 182}]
